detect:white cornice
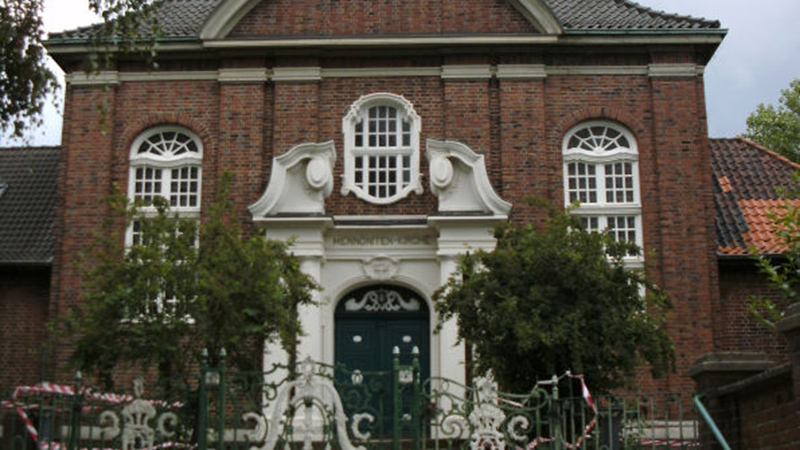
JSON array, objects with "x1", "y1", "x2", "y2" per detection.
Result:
[
  {"x1": 202, "y1": 35, "x2": 559, "y2": 48},
  {"x1": 47, "y1": 42, "x2": 204, "y2": 55},
  {"x1": 441, "y1": 65, "x2": 493, "y2": 80},
  {"x1": 63, "y1": 64, "x2": 704, "y2": 86},
  {"x1": 648, "y1": 63, "x2": 702, "y2": 78},
  {"x1": 560, "y1": 34, "x2": 724, "y2": 46},
  {"x1": 272, "y1": 67, "x2": 322, "y2": 82},
  {"x1": 496, "y1": 64, "x2": 547, "y2": 79},
  {"x1": 322, "y1": 67, "x2": 441, "y2": 78},
  {"x1": 66, "y1": 71, "x2": 120, "y2": 85},
  {"x1": 121, "y1": 71, "x2": 218, "y2": 82},
  {"x1": 218, "y1": 67, "x2": 270, "y2": 83},
  {"x1": 547, "y1": 66, "x2": 649, "y2": 76}
]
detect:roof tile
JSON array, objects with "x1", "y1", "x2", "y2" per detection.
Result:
[
  {"x1": 711, "y1": 138, "x2": 800, "y2": 256},
  {"x1": 48, "y1": 0, "x2": 720, "y2": 41},
  {"x1": 0, "y1": 147, "x2": 60, "y2": 264}
]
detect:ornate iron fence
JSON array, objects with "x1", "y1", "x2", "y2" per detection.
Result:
[{"x1": 1, "y1": 349, "x2": 698, "y2": 450}]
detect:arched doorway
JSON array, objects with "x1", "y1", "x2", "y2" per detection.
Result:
[
  {"x1": 334, "y1": 284, "x2": 430, "y2": 433},
  {"x1": 335, "y1": 284, "x2": 430, "y2": 378}
]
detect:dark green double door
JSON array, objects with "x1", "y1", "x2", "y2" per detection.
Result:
[{"x1": 335, "y1": 285, "x2": 430, "y2": 434}]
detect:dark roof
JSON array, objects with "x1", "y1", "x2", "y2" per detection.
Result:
[
  {"x1": 49, "y1": 0, "x2": 223, "y2": 41},
  {"x1": 0, "y1": 147, "x2": 60, "y2": 265},
  {"x1": 711, "y1": 138, "x2": 800, "y2": 257},
  {"x1": 550, "y1": 0, "x2": 720, "y2": 31},
  {"x1": 48, "y1": 0, "x2": 720, "y2": 41}
]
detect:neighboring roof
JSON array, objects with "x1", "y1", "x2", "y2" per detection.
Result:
[
  {"x1": 550, "y1": 0, "x2": 719, "y2": 31},
  {"x1": 0, "y1": 147, "x2": 60, "y2": 265},
  {"x1": 47, "y1": 0, "x2": 720, "y2": 42},
  {"x1": 711, "y1": 138, "x2": 800, "y2": 257},
  {"x1": 49, "y1": 0, "x2": 223, "y2": 42}
]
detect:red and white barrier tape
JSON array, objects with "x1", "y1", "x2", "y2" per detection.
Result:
[
  {"x1": 4, "y1": 381, "x2": 183, "y2": 450},
  {"x1": 527, "y1": 372, "x2": 597, "y2": 450},
  {"x1": 641, "y1": 438, "x2": 698, "y2": 447},
  {"x1": 13, "y1": 382, "x2": 134, "y2": 404}
]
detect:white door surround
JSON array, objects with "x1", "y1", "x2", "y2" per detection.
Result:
[{"x1": 250, "y1": 139, "x2": 512, "y2": 384}]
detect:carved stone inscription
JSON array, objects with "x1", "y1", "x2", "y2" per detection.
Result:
[{"x1": 330, "y1": 233, "x2": 434, "y2": 247}]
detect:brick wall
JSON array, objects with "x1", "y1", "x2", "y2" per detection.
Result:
[
  {"x1": 0, "y1": 267, "x2": 50, "y2": 394},
  {"x1": 737, "y1": 375, "x2": 797, "y2": 449},
  {"x1": 230, "y1": 0, "x2": 535, "y2": 36},
  {"x1": 717, "y1": 262, "x2": 789, "y2": 362},
  {"x1": 48, "y1": 48, "x2": 719, "y2": 392},
  {"x1": 692, "y1": 304, "x2": 800, "y2": 450}
]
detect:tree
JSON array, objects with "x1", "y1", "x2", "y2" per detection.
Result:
[
  {"x1": 0, "y1": 0, "x2": 58, "y2": 139},
  {"x1": 745, "y1": 78, "x2": 800, "y2": 163},
  {"x1": 52, "y1": 173, "x2": 318, "y2": 388},
  {"x1": 433, "y1": 205, "x2": 674, "y2": 394},
  {"x1": 0, "y1": 0, "x2": 159, "y2": 139}
]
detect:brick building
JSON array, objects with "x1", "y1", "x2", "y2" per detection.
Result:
[
  {"x1": 0, "y1": 147, "x2": 59, "y2": 391},
  {"x1": 6, "y1": 0, "x2": 737, "y2": 395}
]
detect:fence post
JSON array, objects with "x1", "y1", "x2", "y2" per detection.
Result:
[
  {"x1": 550, "y1": 375, "x2": 563, "y2": 450},
  {"x1": 198, "y1": 349, "x2": 209, "y2": 450},
  {"x1": 217, "y1": 348, "x2": 226, "y2": 450},
  {"x1": 411, "y1": 346, "x2": 421, "y2": 450},
  {"x1": 67, "y1": 371, "x2": 82, "y2": 450},
  {"x1": 392, "y1": 346, "x2": 401, "y2": 450}
]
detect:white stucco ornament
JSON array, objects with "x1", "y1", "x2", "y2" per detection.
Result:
[
  {"x1": 305, "y1": 157, "x2": 331, "y2": 190},
  {"x1": 249, "y1": 141, "x2": 336, "y2": 217},
  {"x1": 430, "y1": 155, "x2": 455, "y2": 190},
  {"x1": 426, "y1": 139, "x2": 512, "y2": 215},
  {"x1": 362, "y1": 255, "x2": 400, "y2": 280}
]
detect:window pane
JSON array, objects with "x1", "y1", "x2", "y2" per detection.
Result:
[
  {"x1": 566, "y1": 162, "x2": 597, "y2": 205},
  {"x1": 604, "y1": 162, "x2": 635, "y2": 204}
]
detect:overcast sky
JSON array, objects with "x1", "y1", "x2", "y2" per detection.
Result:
[{"x1": 2, "y1": 0, "x2": 798, "y2": 146}]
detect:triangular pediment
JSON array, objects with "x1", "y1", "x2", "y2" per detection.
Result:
[{"x1": 201, "y1": 0, "x2": 561, "y2": 40}]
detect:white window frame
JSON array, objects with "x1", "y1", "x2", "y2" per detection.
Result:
[
  {"x1": 562, "y1": 121, "x2": 643, "y2": 263},
  {"x1": 341, "y1": 93, "x2": 423, "y2": 204},
  {"x1": 126, "y1": 126, "x2": 203, "y2": 319},
  {"x1": 127, "y1": 125, "x2": 203, "y2": 228}
]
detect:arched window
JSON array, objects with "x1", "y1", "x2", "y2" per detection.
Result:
[
  {"x1": 129, "y1": 126, "x2": 203, "y2": 211},
  {"x1": 342, "y1": 93, "x2": 422, "y2": 204},
  {"x1": 128, "y1": 126, "x2": 203, "y2": 246},
  {"x1": 562, "y1": 121, "x2": 642, "y2": 250}
]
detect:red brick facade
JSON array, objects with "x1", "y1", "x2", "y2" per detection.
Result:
[
  {"x1": 39, "y1": 0, "x2": 726, "y2": 396},
  {"x1": 230, "y1": 0, "x2": 535, "y2": 36},
  {"x1": 0, "y1": 268, "x2": 50, "y2": 393}
]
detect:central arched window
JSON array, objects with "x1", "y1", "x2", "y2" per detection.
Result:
[
  {"x1": 563, "y1": 121, "x2": 642, "y2": 252},
  {"x1": 342, "y1": 93, "x2": 422, "y2": 204}
]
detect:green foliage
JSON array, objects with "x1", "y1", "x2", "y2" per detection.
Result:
[
  {"x1": 750, "y1": 175, "x2": 800, "y2": 328},
  {"x1": 0, "y1": 0, "x2": 59, "y2": 138},
  {"x1": 85, "y1": 0, "x2": 162, "y2": 72},
  {"x1": 52, "y1": 172, "x2": 317, "y2": 388},
  {"x1": 745, "y1": 79, "x2": 800, "y2": 163},
  {"x1": 433, "y1": 205, "x2": 674, "y2": 394},
  {"x1": 0, "y1": 0, "x2": 160, "y2": 140}
]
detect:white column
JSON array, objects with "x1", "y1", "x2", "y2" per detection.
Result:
[
  {"x1": 262, "y1": 218, "x2": 331, "y2": 368},
  {"x1": 430, "y1": 216, "x2": 502, "y2": 386},
  {"x1": 297, "y1": 256, "x2": 324, "y2": 362},
  {"x1": 437, "y1": 254, "x2": 466, "y2": 386}
]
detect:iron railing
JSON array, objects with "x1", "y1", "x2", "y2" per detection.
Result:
[{"x1": 1, "y1": 349, "x2": 700, "y2": 450}]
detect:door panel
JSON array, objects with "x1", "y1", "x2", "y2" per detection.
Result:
[{"x1": 334, "y1": 284, "x2": 430, "y2": 435}]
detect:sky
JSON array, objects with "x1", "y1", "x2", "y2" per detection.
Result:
[{"x1": 2, "y1": 0, "x2": 799, "y2": 146}]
